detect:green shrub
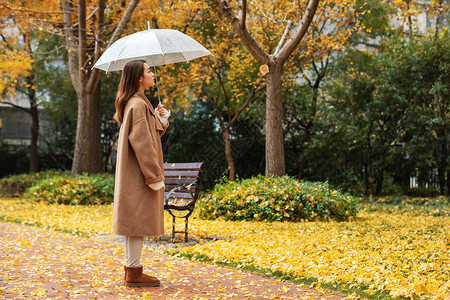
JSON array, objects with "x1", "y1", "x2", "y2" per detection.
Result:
[
  {"x1": 198, "y1": 175, "x2": 359, "y2": 222},
  {"x1": 25, "y1": 173, "x2": 115, "y2": 205},
  {"x1": 0, "y1": 170, "x2": 68, "y2": 196}
]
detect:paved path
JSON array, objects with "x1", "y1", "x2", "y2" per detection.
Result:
[{"x1": 0, "y1": 222, "x2": 345, "y2": 299}]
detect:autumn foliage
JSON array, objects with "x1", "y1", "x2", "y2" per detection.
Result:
[
  {"x1": 0, "y1": 170, "x2": 66, "y2": 196},
  {"x1": 199, "y1": 175, "x2": 359, "y2": 222},
  {"x1": 25, "y1": 173, "x2": 114, "y2": 205}
]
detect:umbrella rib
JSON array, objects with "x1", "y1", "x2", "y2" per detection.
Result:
[
  {"x1": 180, "y1": 51, "x2": 189, "y2": 63},
  {"x1": 113, "y1": 41, "x2": 129, "y2": 63}
]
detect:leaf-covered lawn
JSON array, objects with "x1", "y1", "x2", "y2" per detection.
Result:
[{"x1": 0, "y1": 197, "x2": 448, "y2": 299}]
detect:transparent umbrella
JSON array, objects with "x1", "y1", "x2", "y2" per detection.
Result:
[
  {"x1": 93, "y1": 22, "x2": 212, "y2": 104},
  {"x1": 93, "y1": 23, "x2": 212, "y2": 72}
]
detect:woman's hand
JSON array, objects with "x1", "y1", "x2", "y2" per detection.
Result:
[
  {"x1": 157, "y1": 103, "x2": 170, "y2": 118},
  {"x1": 156, "y1": 103, "x2": 170, "y2": 125}
]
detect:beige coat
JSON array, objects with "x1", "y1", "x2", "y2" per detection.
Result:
[{"x1": 113, "y1": 92, "x2": 169, "y2": 236}]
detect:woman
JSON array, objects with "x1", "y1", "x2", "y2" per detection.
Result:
[{"x1": 113, "y1": 60, "x2": 170, "y2": 287}]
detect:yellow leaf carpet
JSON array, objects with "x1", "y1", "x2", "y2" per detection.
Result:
[{"x1": 0, "y1": 197, "x2": 448, "y2": 299}]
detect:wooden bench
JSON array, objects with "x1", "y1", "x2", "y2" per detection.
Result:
[{"x1": 163, "y1": 162, "x2": 205, "y2": 242}]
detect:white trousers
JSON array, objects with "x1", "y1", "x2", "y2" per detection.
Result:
[{"x1": 124, "y1": 236, "x2": 144, "y2": 267}]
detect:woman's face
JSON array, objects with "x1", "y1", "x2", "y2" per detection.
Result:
[{"x1": 139, "y1": 63, "x2": 155, "y2": 90}]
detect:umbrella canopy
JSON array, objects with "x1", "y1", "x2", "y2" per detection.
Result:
[{"x1": 93, "y1": 28, "x2": 212, "y2": 72}]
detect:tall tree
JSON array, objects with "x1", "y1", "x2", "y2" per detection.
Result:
[
  {"x1": 211, "y1": 0, "x2": 321, "y2": 176},
  {"x1": 209, "y1": 0, "x2": 363, "y2": 176},
  {"x1": 60, "y1": 0, "x2": 139, "y2": 176},
  {"x1": 1, "y1": 0, "x2": 140, "y2": 175}
]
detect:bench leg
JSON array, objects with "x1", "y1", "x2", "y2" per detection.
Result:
[
  {"x1": 184, "y1": 217, "x2": 188, "y2": 242},
  {"x1": 172, "y1": 215, "x2": 176, "y2": 240}
]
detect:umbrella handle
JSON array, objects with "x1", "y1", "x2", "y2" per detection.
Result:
[{"x1": 153, "y1": 65, "x2": 161, "y2": 105}]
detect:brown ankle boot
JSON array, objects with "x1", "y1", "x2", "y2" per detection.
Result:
[{"x1": 124, "y1": 266, "x2": 160, "y2": 287}]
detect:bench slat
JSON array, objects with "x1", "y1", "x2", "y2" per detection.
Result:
[
  {"x1": 163, "y1": 191, "x2": 193, "y2": 199},
  {"x1": 164, "y1": 170, "x2": 202, "y2": 177},
  {"x1": 164, "y1": 177, "x2": 198, "y2": 185},
  {"x1": 163, "y1": 162, "x2": 204, "y2": 170}
]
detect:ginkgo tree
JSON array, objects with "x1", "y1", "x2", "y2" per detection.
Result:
[
  {"x1": 1, "y1": 0, "x2": 142, "y2": 176},
  {"x1": 60, "y1": 0, "x2": 141, "y2": 176},
  {"x1": 210, "y1": 0, "x2": 360, "y2": 176}
]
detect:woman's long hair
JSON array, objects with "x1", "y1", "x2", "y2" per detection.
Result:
[{"x1": 114, "y1": 60, "x2": 146, "y2": 124}]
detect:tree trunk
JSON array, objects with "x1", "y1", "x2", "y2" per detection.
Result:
[
  {"x1": 93, "y1": 80, "x2": 103, "y2": 170},
  {"x1": 28, "y1": 76, "x2": 39, "y2": 173},
  {"x1": 375, "y1": 170, "x2": 383, "y2": 195},
  {"x1": 71, "y1": 89, "x2": 103, "y2": 176},
  {"x1": 222, "y1": 129, "x2": 235, "y2": 181},
  {"x1": 265, "y1": 62, "x2": 285, "y2": 176},
  {"x1": 447, "y1": 168, "x2": 450, "y2": 196},
  {"x1": 364, "y1": 163, "x2": 369, "y2": 195},
  {"x1": 298, "y1": 159, "x2": 307, "y2": 179},
  {"x1": 437, "y1": 139, "x2": 447, "y2": 195},
  {"x1": 61, "y1": 0, "x2": 139, "y2": 176},
  {"x1": 29, "y1": 99, "x2": 39, "y2": 173}
]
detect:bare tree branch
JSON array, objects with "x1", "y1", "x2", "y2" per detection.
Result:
[
  {"x1": 241, "y1": 0, "x2": 247, "y2": 29},
  {"x1": 86, "y1": 0, "x2": 140, "y2": 92},
  {"x1": 0, "y1": 101, "x2": 31, "y2": 113},
  {"x1": 37, "y1": 130, "x2": 73, "y2": 168},
  {"x1": 228, "y1": 83, "x2": 263, "y2": 129},
  {"x1": 311, "y1": 60, "x2": 320, "y2": 77},
  {"x1": 79, "y1": 0, "x2": 87, "y2": 86},
  {"x1": 211, "y1": 0, "x2": 269, "y2": 64},
  {"x1": 107, "y1": 0, "x2": 140, "y2": 47},
  {"x1": 0, "y1": 34, "x2": 13, "y2": 51},
  {"x1": 216, "y1": 71, "x2": 230, "y2": 110},
  {"x1": 60, "y1": 0, "x2": 81, "y2": 95},
  {"x1": 276, "y1": 0, "x2": 320, "y2": 63},
  {"x1": 71, "y1": 7, "x2": 99, "y2": 28},
  {"x1": 209, "y1": 85, "x2": 226, "y2": 131},
  {"x1": 254, "y1": 1, "x2": 279, "y2": 24},
  {"x1": 274, "y1": 20, "x2": 292, "y2": 56}
]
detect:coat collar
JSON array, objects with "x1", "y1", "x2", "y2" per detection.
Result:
[
  {"x1": 133, "y1": 91, "x2": 156, "y2": 115},
  {"x1": 132, "y1": 91, "x2": 164, "y2": 131}
]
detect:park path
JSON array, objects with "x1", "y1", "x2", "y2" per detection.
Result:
[{"x1": 0, "y1": 221, "x2": 345, "y2": 299}]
